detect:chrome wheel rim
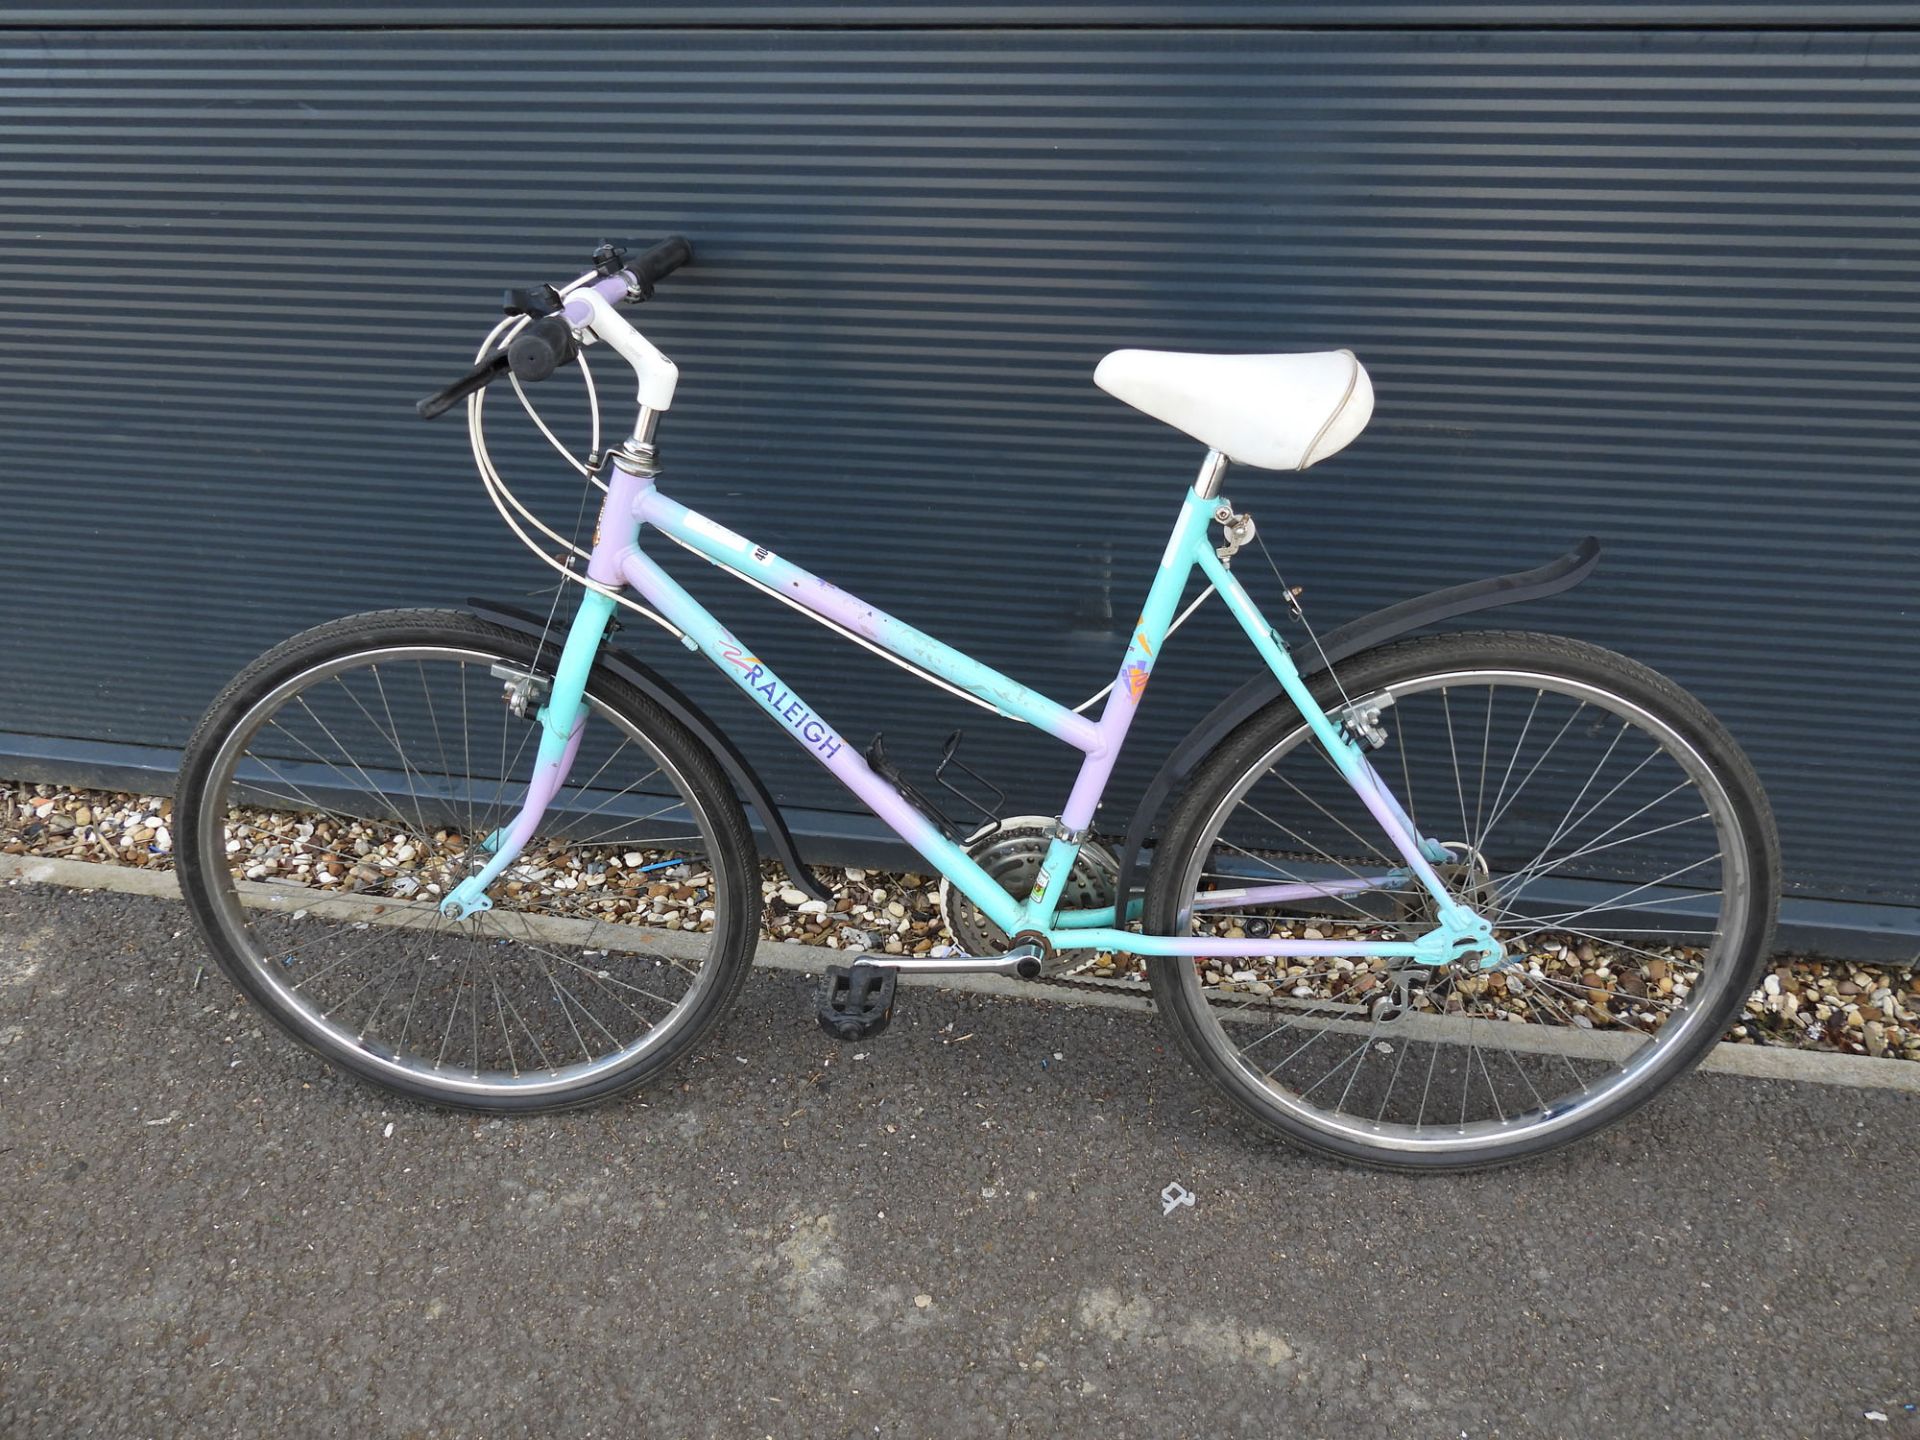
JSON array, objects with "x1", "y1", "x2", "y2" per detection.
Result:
[
  {"x1": 193, "y1": 644, "x2": 731, "y2": 1099},
  {"x1": 1172, "y1": 666, "x2": 1753, "y2": 1156}
]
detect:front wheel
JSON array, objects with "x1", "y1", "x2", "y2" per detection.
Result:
[
  {"x1": 174, "y1": 608, "x2": 763, "y2": 1113},
  {"x1": 1144, "y1": 630, "x2": 1779, "y2": 1172}
]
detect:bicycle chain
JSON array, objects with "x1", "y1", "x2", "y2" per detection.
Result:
[{"x1": 1036, "y1": 969, "x2": 1151, "y2": 997}]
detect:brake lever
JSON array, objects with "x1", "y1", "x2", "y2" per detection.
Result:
[
  {"x1": 502, "y1": 284, "x2": 562, "y2": 318},
  {"x1": 416, "y1": 351, "x2": 509, "y2": 420}
]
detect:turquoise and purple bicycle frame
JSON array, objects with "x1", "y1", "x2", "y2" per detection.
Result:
[{"x1": 441, "y1": 453, "x2": 1503, "y2": 970}]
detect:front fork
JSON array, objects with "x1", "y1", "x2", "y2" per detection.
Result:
[{"x1": 439, "y1": 587, "x2": 616, "y2": 921}]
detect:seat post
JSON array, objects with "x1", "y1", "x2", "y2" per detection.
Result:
[{"x1": 1193, "y1": 449, "x2": 1228, "y2": 498}]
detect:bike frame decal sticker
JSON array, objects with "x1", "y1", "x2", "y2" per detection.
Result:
[
  {"x1": 737, "y1": 660, "x2": 845, "y2": 760},
  {"x1": 684, "y1": 510, "x2": 750, "y2": 551}
]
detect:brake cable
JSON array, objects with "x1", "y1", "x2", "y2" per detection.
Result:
[{"x1": 465, "y1": 271, "x2": 681, "y2": 642}]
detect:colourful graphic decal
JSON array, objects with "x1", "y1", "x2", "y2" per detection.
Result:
[{"x1": 1123, "y1": 662, "x2": 1151, "y2": 703}]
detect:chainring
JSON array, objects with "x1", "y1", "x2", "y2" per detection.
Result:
[{"x1": 937, "y1": 816, "x2": 1120, "y2": 965}]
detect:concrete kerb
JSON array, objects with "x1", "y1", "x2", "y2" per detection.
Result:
[{"x1": 4, "y1": 850, "x2": 1915, "y2": 1095}]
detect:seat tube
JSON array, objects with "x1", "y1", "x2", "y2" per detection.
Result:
[{"x1": 1024, "y1": 486, "x2": 1217, "y2": 927}]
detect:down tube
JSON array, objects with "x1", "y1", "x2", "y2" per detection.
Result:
[{"x1": 616, "y1": 545, "x2": 1030, "y2": 940}]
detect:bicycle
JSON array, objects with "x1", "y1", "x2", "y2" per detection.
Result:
[{"x1": 175, "y1": 237, "x2": 1780, "y2": 1171}]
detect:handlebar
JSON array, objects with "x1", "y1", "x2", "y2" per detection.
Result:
[
  {"x1": 415, "y1": 235, "x2": 692, "y2": 420},
  {"x1": 618, "y1": 234, "x2": 693, "y2": 290}
]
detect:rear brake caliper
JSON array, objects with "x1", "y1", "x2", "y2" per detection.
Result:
[{"x1": 1333, "y1": 694, "x2": 1394, "y2": 750}]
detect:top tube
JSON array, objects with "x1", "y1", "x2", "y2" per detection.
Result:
[{"x1": 635, "y1": 485, "x2": 1107, "y2": 753}]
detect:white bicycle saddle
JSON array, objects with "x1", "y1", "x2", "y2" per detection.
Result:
[{"x1": 1094, "y1": 347, "x2": 1374, "y2": 471}]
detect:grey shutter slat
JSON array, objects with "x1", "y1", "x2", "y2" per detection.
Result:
[{"x1": 1, "y1": 22, "x2": 1913, "y2": 910}]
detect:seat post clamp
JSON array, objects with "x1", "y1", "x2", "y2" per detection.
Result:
[{"x1": 1050, "y1": 819, "x2": 1091, "y2": 845}]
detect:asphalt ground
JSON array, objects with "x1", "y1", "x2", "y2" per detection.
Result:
[{"x1": 1, "y1": 882, "x2": 1914, "y2": 1439}]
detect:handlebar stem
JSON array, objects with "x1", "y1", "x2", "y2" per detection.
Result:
[{"x1": 562, "y1": 284, "x2": 679, "y2": 412}]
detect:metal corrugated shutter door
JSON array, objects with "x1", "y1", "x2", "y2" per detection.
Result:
[{"x1": 0, "y1": 19, "x2": 1913, "y2": 911}]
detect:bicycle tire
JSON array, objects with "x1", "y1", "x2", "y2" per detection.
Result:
[
  {"x1": 175, "y1": 608, "x2": 763, "y2": 1114},
  {"x1": 1143, "y1": 629, "x2": 1779, "y2": 1172}
]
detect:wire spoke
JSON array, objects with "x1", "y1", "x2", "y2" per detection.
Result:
[
  {"x1": 1497, "y1": 923, "x2": 1713, "y2": 978},
  {"x1": 1215, "y1": 835, "x2": 1415, "y2": 937},
  {"x1": 1498, "y1": 716, "x2": 1634, "y2": 891},
  {"x1": 1475, "y1": 701, "x2": 1587, "y2": 853},
  {"x1": 1160, "y1": 661, "x2": 1750, "y2": 1149},
  {"x1": 494, "y1": 908, "x2": 684, "y2": 1014},
  {"x1": 1501, "y1": 856, "x2": 1723, "y2": 935},
  {"x1": 261, "y1": 715, "x2": 418, "y2": 837},
  {"x1": 1472, "y1": 686, "x2": 1543, "y2": 858},
  {"x1": 232, "y1": 753, "x2": 403, "y2": 838},
  {"x1": 1471, "y1": 683, "x2": 1495, "y2": 851},
  {"x1": 1265, "y1": 765, "x2": 1405, "y2": 876},
  {"x1": 288, "y1": 695, "x2": 426, "y2": 842},
  {"x1": 1493, "y1": 811, "x2": 1714, "y2": 909},
  {"x1": 1490, "y1": 762, "x2": 1689, "y2": 903},
  {"x1": 353, "y1": 667, "x2": 436, "y2": 840},
  {"x1": 1441, "y1": 685, "x2": 1472, "y2": 845},
  {"x1": 1493, "y1": 789, "x2": 1706, "y2": 907},
  {"x1": 282, "y1": 910, "x2": 443, "y2": 993}
]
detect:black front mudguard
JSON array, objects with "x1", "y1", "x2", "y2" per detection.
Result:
[{"x1": 1111, "y1": 536, "x2": 1602, "y2": 912}]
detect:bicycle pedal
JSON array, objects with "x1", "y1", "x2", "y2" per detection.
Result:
[{"x1": 816, "y1": 962, "x2": 898, "y2": 1042}]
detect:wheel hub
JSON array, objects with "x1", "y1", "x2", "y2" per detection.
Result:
[
  {"x1": 1397, "y1": 840, "x2": 1506, "y2": 969},
  {"x1": 440, "y1": 876, "x2": 493, "y2": 920}
]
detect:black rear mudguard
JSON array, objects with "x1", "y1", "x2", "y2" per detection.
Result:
[
  {"x1": 1111, "y1": 536, "x2": 1601, "y2": 912},
  {"x1": 465, "y1": 598, "x2": 833, "y2": 904}
]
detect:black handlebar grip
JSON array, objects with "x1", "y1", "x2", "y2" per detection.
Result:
[
  {"x1": 416, "y1": 351, "x2": 510, "y2": 420},
  {"x1": 506, "y1": 314, "x2": 578, "y2": 383},
  {"x1": 620, "y1": 234, "x2": 693, "y2": 287},
  {"x1": 419, "y1": 237, "x2": 691, "y2": 420}
]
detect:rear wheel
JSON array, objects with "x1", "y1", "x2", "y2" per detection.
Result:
[
  {"x1": 1144, "y1": 630, "x2": 1778, "y2": 1171},
  {"x1": 175, "y1": 609, "x2": 762, "y2": 1113}
]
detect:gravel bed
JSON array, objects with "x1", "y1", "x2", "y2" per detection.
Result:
[{"x1": 6, "y1": 779, "x2": 1915, "y2": 1061}]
